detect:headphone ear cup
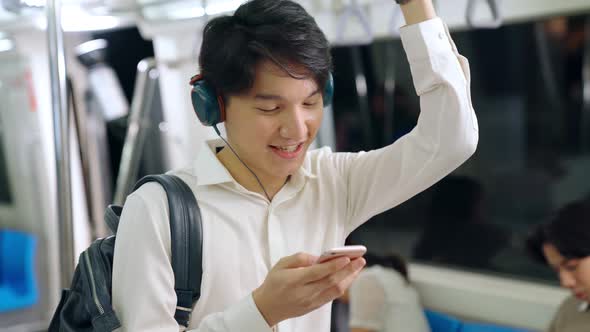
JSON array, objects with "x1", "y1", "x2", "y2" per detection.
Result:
[
  {"x1": 323, "y1": 73, "x2": 334, "y2": 108},
  {"x1": 190, "y1": 79, "x2": 224, "y2": 126}
]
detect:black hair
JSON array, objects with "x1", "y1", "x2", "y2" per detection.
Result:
[
  {"x1": 526, "y1": 199, "x2": 590, "y2": 264},
  {"x1": 364, "y1": 252, "x2": 410, "y2": 283},
  {"x1": 198, "y1": 0, "x2": 332, "y2": 102}
]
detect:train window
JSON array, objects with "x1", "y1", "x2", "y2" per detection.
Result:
[{"x1": 335, "y1": 14, "x2": 590, "y2": 284}]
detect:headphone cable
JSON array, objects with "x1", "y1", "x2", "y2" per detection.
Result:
[{"x1": 213, "y1": 125, "x2": 272, "y2": 202}]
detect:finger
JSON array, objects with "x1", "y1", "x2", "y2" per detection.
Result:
[
  {"x1": 319, "y1": 259, "x2": 365, "y2": 302},
  {"x1": 274, "y1": 252, "x2": 318, "y2": 270},
  {"x1": 292, "y1": 256, "x2": 351, "y2": 284},
  {"x1": 298, "y1": 258, "x2": 366, "y2": 312},
  {"x1": 312, "y1": 259, "x2": 365, "y2": 306},
  {"x1": 310, "y1": 257, "x2": 366, "y2": 297}
]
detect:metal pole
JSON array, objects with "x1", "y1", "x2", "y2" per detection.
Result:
[
  {"x1": 351, "y1": 47, "x2": 372, "y2": 149},
  {"x1": 582, "y1": 18, "x2": 590, "y2": 151},
  {"x1": 383, "y1": 43, "x2": 396, "y2": 144},
  {"x1": 47, "y1": 0, "x2": 75, "y2": 287},
  {"x1": 113, "y1": 58, "x2": 159, "y2": 205}
]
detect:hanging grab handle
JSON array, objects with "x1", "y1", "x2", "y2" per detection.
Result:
[
  {"x1": 336, "y1": 0, "x2": 374, "y2": 45},
  {"x1": 390, "y1": 4, "x2": 404, "y2": 36},
  {"x1": 466, "y1": 0, "x2": 503, "y2": 29}
]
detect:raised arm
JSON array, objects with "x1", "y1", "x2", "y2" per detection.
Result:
[
  {"x1": 326, "y1": 0, "x2": 478, "y2": 233},
  {"x1": 399, "y1": 0, "x2": 437, "y2": 25}
]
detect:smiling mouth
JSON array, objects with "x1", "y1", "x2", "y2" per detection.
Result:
[
  {"x1": 269, "y1": 143, "x2": 305, "y2": 158},
  {"x1": 270, "y1": 144, "x2": 302, "y2": 152}
]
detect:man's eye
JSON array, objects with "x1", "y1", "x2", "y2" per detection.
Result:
[
  {"x1": 563, "y1": 260, "x2": 579, "y2": 271},
  {"x1": 257, "y1": 107, "x2": 280, "y2": 112}
]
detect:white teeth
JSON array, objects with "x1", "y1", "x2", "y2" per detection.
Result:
[{"x1": 276, "y1": 145, "x2": 299, "y2": 152}]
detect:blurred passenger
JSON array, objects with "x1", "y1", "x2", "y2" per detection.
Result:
[
  {"x1": 340, "y1": 253, "x2": 431, "y2": 332},
  {"x1": 526, "y1": 198, "x2": 590, "y2": 332},
  {"x1": 413, "y1": 175, "x2": 509, "y2": 269}
]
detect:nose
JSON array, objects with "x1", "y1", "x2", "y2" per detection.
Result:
[
  {"x1": 559, "y1": 270, "x2": 577, "y2": 289},
  {"x1": 279, "y1": 107, "x2": 308, "y2": 141}
]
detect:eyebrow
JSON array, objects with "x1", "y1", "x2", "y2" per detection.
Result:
[{"x1": 254, "y1": 89, "x2": 320, "y2": 101}]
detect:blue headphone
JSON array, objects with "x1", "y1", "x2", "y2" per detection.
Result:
[{"x1": 189, "y1": 73, "x2": 334, "y2": 127}]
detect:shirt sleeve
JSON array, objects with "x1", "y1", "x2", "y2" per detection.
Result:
[
  {"x1": 349, "y1": 272, "x2": 386, "y2": 330},
  {"x1": 112, "y1": 183, "x2": 272, "y2": 332},
  {"x1": 547, "y1": 306, "x2": 561, "y2": 332},
  {"x1": 546, "y1": 297, "x2": 570, "y2": 332},
  {"x1": 333, "y1": 18, "x2": 479, "y2": 234}
]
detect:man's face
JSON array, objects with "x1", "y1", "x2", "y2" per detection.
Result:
[
  {"x1": 543, "y1": 243, "x2": 590, "y2": 301},
  {"x1": 223, "y1": 60, "x2": 324, "y2": 181}
]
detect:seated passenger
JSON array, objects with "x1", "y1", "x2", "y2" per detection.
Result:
[
  {"x1": 340, "y1": 253, "x2": 431, "y2": 332},
  {"x1": 526, "y1": 198, "x2": 590, "y2": 332}
]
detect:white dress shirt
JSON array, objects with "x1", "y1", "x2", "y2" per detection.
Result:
[
  {"x1": 112, "y1": 17, "x2": 478, "y2": 332},
  {"x1": 349, "y1": 266, "x2": 431, "y2": 332}
]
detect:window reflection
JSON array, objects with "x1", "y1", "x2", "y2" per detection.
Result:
[{"x1": 336, "y1": 14, "x2": 590, "y2": 283}]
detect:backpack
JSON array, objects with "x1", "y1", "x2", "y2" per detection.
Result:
[{"x1": 48, "y1": 174, "x2": 203, "y2": 331}]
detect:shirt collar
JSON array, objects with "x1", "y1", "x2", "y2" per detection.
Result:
[
  {"x1": 193, "y1": 139, "x2": 317, "y2": 187},
  {"x1": 193, "y1": 139, "x2": 234, "y2": 186},
  {"x1": 291, "y1": 155, "x2": 318, "y2": 184}
]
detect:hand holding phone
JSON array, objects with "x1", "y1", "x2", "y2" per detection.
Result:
[
  {"x1": 253, "y1": 251, "x2": 366, "y2": 326},
  {"x1": 317, "y1": 245, "x2": 367, "y2": 264}
]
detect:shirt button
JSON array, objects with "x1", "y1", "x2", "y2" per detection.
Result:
[{"x1": 438, "y1": 32, "x2": 444, "y2": 40}]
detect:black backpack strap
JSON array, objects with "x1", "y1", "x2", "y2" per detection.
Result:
[
  {"x1": 104, "y1": 205, "x2": 123, "y2": 234},
  {"x1": 133, "y1": 174, "x2": 203, "y2": 327}
]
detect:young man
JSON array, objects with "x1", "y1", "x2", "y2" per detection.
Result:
[{"x1": 112, "y1": 0, "x2": 478, "y2": 331}]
